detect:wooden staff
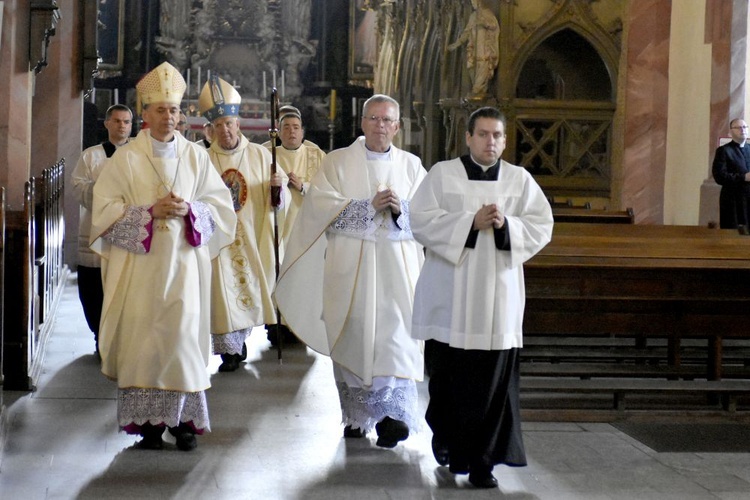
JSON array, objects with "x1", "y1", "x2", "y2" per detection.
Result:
[{"x1": 269, "y1": 87, "x2": 283, "y2": 362}]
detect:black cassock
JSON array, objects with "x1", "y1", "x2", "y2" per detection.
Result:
[{"x1": 424, "y1": 155, "x2": 526, "y2": 473}]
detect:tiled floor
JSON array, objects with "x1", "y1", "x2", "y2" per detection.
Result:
[{"x1": 1, "y1": 275, "x2": 750, "y2": 499}]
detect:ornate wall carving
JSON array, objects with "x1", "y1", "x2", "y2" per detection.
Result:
[
  {"x1": 367, "y1": 0, "x2": 624, "y2": 201},
  {"x1": 155, "y1": 0, "x2": 317, "y2": 101}
]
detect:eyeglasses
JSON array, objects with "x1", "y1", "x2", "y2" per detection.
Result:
[
  {"x1": 731, "y1": 125, "x2": 749, "y2": 129},
  {"x1": 365, "y1": 116, "x2": 398, "y2": 125}
]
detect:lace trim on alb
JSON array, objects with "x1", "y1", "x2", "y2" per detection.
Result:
[
  {"x1": 117, "y1": 387, "x2": 210, "y2": 432},
  {"x1": 336, "y1": 381, "x2": 420, "y2": 432},
  {"x1": 390, "y1": 198, "x2": 413, "y2": 241},
  {"x1": 212, "y1": 328, "x2": 251, "y2": 355},
  {"x1": 190, "y1": 200, "x2": 216, "y2": 245},
  {"x1": 103, "y1": 205, "x2": 152, "y2": 254},
  {"x1": 328, "y1": 199, "x2": 378, "y2": 240}
]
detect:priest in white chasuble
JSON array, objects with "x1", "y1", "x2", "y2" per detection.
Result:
[
  {"x1": 91, "y1": 62, "x2": 236, "y2": 452},
  {"x1": 200, "y1": 75, "x2": 291, "y2": 372},
  {"x1": 410, "y1": 107, "x2": 553, "y2": 488},
  {"x1": 276, "y1": 94, "x2": 426, "y2": 448},
  {"x1": 262, "y1": 105, "x2": 326, "y2": 346}
]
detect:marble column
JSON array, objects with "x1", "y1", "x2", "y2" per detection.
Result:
[
  {"x1": 620, "y1": 0, "x2": 672, "y2": 224},
  {"x1": 699, "y1": 0, "x2": 748, "y2": 226}
]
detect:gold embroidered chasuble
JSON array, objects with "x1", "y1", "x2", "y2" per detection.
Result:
[
  {"x1": 90, "y1": 130, "x2": 236, "y2": 392},
  {"x1": 208, "y1": 135, "x2": 290, "y2": 333}
]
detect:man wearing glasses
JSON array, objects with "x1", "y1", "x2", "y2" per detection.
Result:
[
  {"x1": 713, "y1": 118, "x2": 750, "y2": 229},
  {"x1": 276, "y1": 94, "x2": 426, "y2": 449}
]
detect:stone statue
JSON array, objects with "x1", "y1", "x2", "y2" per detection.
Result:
[{"x1": 447, "y1": 0, "x2": 500, "y2": 96}]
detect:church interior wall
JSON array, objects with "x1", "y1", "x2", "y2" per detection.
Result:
[
  {"x1": 0, "y1": 0, "x2": 745, "y2": 268},
  {"x1": 663, "y1": 0, "x2": 711, "y2": 226}
]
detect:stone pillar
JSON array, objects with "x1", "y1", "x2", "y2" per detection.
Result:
[
  {"x1": 0, "y1": 0, "x2": 33, "y2": 210},
  {"x1": 30, "y1": 0, "x2": 84, "y2": 266},
  {"x1": 699, "y1": 0, "x2": 748, "y2": 226},
  {"x1": 620, "y1": 0, "x2": 672, "y2": 224}
]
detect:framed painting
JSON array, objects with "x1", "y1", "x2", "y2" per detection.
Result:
[
  {"x1": 349, "y1": 0, "x2": 376, "y2": 82},
  {"x1": 97, "y1": 0, "x2": 125, "y2": 70}
]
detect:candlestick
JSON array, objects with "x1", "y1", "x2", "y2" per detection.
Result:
[{"x1": 330, "y1": 89, "x2": 337, "y2": 120}]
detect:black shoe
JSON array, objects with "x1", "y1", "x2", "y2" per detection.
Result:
[
  {"x1": 169, "y1": 424, "x2": 198, "y2": 452},
  {"x1": 174, "y1": 432, "x2": 197, "y2": 451},
  {"x1": 431, "y1": 436, "x2": 450, "y2": 466},
  {"x1": 239, "y1": 343, "x2": 248, "y2": 361},
  {"x1": 218, "y1": 353, "x2": 241, "y2": 372},
  {"x1": 137, "y1": 423, "x2": 164, "y2": 450},
  {"x1": 375, "y1": 417, "x2": 409, "y2": 448},
  {"x1": 468, "y1": 469, "x2": 498, "y2": 489},
  {"x1": 267, "y1": 325, "x2": 299, "y2": 346},
  {"x1": 343, "y1": 425, "x2": 366, "y2": 438}
]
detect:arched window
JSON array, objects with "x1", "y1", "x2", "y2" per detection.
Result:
[{"x1": 513, "y1": 29, "x2": 614, "y2": 196}]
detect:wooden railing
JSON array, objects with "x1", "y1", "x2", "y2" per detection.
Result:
[{"x1": 3, "y1": 159, "x2": 67, "y2": 391}]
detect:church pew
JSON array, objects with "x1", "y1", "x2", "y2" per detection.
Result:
[
  {"x1": 33, "y1": 159, "x2": 66, "y2": 327},
  {"x1": 521, "y1": 223, "x2": 750, "y2": 409},
  {"x1": 552, "y1": 206, "x2": 634, "y2": 224},
  {"x1": 520, "y1": 378, "x2": 750, "y2": 411},
  {"x1": 547, "y1": 197, "x2": 592, "y2": 209},
  {"x1": 4, "y1": 181, "x2": 36, "y2": 390}
]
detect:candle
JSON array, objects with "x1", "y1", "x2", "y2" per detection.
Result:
[
  {"x1": 330, "y1": 89, "x2": 337, "y2": 120},
  {"x1": 114, "y1": 88, "x2": 119, "y2": 104},
  {"x1": 207, "y1": 69, "x2": 211, "y2": 83},
  {"x1": 197, "y1": 67, "x2": 202, "y2": 94},
  {"x1": 186, "y1": 69, "x2": 191, "y2": 96},
  {"x1": 273, "y1": 69, "x2": 277, "y2": 90},
  {"x1": 281, "y1": 70, "x2": 285, "y2": 97},
  {"x1": 263, "y1": 71, "x2": 267, "y2": 98},
  {"x1": 352, "y1": 97, "x2": 357, "y2": 117}
]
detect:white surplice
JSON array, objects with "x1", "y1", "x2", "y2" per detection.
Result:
[{"x1": 409, "y1": 157, "x2": 553, "y2": 350}]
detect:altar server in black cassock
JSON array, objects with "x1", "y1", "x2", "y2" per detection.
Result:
[
  {"x1": 712, "y1": 118, "x2": 750, "y2": 229},
  {"x1": 410, "y1": 107, "x2": 553, "y2": 488}
]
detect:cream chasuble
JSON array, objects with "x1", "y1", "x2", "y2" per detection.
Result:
[
  {"x1": 90, "y1": 130, "x2": 236, "y2": 392},
  {"x1": 276, "y1": 137, "x2": 426, "y2": 385},
  {"x1": 208, "y1": 135, "x2": 290, "y2": 333},
  {"x1": 265, "y1": 140, "x2": 326, "y2": 244},
  {"x1": 410, "y1": 158, "x2": 553, "y2": 350}
]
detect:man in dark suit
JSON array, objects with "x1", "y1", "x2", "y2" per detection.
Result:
[{"x1": 712, "y1": 118, "x2": 750, "y2": 229}]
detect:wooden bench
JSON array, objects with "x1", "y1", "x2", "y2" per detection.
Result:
[
  {"x1": 521, "y1": 377, "x2": 750, "y2": 411},
  {"x1": 4, "y1": 181, "x2": 35, "y2": 390},
  {"x1": 552, "y1": 207, "x2": 634, "y2": 224},
  {"x1": 547, "y1": 197, "x2": 592, "y2": 209},
  {"x1": 3, "y1": 160, "x2": 67, "y2": 391},
  {"x1": 520, "y1": 223, "x2": 750, "y2": 413}
]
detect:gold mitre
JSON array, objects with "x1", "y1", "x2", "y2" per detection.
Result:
[
  {"x1": 199, "y1": 75, "x2": 241, "y2": 123},
  {"x1": 136, "y1": 62, "x2": 186, "y2": 106}
]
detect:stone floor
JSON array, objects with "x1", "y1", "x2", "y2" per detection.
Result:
[{"x1": 1, "y1": 275, "x2": 750, "y2": 499}]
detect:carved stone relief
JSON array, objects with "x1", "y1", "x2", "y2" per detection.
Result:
[{"x1": 155, "y1": 0, "x2": 317, "y2": 102}]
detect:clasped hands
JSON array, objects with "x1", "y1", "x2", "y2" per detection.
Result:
[
  {"x1": 287, "y1": 172, "x2": 303, "y2": 192},
  {"x1": 371, "y1": 188, "x2": 401, "y2": 215},
  {"x1": 473, "y1": 203, "x2": 504, "y2": 230},
  {"x1": 152, "y1": 192, "x2": 188, "y2": 219}
]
